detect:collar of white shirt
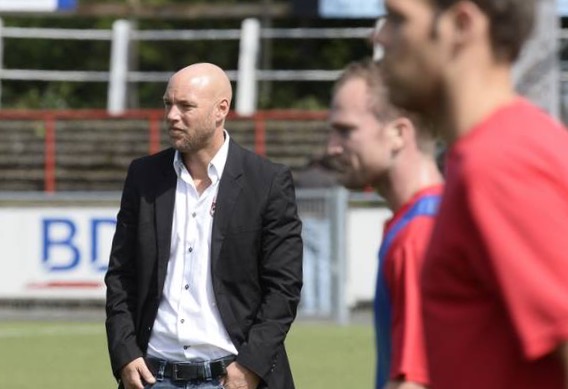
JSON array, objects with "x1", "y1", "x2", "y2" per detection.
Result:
[{"x1": 172, "y1": 130, "x2": 230, "y2": 183}]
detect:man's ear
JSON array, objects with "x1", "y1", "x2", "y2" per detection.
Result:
[
  {"x1": 446, "y1": 0, "x2": 488, "y2": 50},
  {"x1": 387, "y1": 117, "x2": 412, "y2": 152},
  {"x1": 216, "y1": 98, "x2": 230, "y2": 120}
]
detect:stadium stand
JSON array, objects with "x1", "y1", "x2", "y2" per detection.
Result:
[{"x1": 0, "y1": 112, "x2": 330, "y2": 191}]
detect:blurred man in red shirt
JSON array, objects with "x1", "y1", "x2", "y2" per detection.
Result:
[{"x1": 375, "y1": 1, "x2": 568, "y2": 388}]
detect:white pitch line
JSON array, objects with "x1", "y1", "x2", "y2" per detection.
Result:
[{"x1": 0, "y1": 325, "x2": 104, "y2": 338}]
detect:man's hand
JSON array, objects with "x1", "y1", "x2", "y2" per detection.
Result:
[
  {"x1": 385, "y1": 380, "x2": 428, "y2": 389},
  {"x1": 120, "y1": 357, "x2": 156, "y2": 389},
  {"x1": 221, "y1": 361, "x2": 260, "y2": 389}
]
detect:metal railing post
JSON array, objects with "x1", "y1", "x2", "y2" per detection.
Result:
[
  {"x1": 332, "y1": 187, "x2": 349, "y2": 325},
  {"x1": 236, "y1": 18, "x2": 260, "y2": 116},
  {"x1": 148, "y1": 111, "x2": 162, "y2": 155},
  {"x1": 44, "y1": 114, "x2": 57, "y2": 193},
  {"x1": 253, "y1": 113, "x2": 266, "y2": 156},
  {"x1": 108, "y1": 20, "x2": 132, "y2": 115}
]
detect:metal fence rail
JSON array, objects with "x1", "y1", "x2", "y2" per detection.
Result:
[
  {"x1": 0, "y1": 16, "x2": 565, "y2": 116},
  {"x1": 0, "y1": 18, "x2": 372, "y2": 114}
]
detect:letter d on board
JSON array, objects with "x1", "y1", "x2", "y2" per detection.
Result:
[
  {"x1": 91, "y1": 218, "x2": 116, "y2": 272},
  {"x1": 42, "y1": 218, "x2": 80, "y2": 271}
]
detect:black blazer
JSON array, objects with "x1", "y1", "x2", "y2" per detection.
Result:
[{"x1": 105, "y1": 139, "x2": 303, "y2": 389}]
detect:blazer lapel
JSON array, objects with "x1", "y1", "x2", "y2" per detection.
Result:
[
  {"x1": 154, "y1": 149, "x2": 177, "y2": 297},
  {"x1": 211, "y1": 140, "x2": 243, "y2": 270}
]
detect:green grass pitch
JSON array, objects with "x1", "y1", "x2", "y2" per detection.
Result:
[{"x1": 0, "y1": 321, "x2": 374, "y2": 389}]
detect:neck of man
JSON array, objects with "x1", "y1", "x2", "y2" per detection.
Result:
[
  {"x1": 182, "y1": 129, "x2": 225, "y2": 193},
  {"x1": 375, "y1": 152, "x2": 443, "y2": 212},
  {"x1": 441, "y1": 57, "x2": 517, "y2": 144}
]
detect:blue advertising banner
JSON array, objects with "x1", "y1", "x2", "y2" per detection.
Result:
[
  {"x1": 0, "y1": 0, "x2": 76, "y2": 12},
  {"x1": 57, "y1": 0, "x2": 76, "y2": 11}
]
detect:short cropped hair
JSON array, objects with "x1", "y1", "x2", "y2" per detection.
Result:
[
  {"x1": 333, "y1": 58, "x2": 437, "y2": 154},
  {"x1": 333, "y1": 58, "x2": 398, "y2": 124},
  {"x1": 432, "y1": 0, "x2": 536, "y2": 62}
]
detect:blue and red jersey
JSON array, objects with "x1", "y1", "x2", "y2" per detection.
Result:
[{"x1": 375, "y1": 185, "x2": 442, "y2": 389}]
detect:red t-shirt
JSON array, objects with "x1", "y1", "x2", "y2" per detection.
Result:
[
  {"x1": 422, "y1": 99, "x2": 568, "y2": 389},
  {"x1": 383, "y1": 185, "x2": 443, "y2": 385}
]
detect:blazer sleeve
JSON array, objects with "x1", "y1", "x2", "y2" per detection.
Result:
[
  {"x1": 105, "y1": 161, "x2": 144, "y2": 378},
  {"x1": 235, "y1": 165, "x2": 303, "y2": 380}
]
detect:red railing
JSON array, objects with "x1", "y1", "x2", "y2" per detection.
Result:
[{"x1": 0, "y1": 109, "x2": 328, "y2": 193}]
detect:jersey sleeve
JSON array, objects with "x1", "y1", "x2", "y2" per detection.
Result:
[
  {"x1": 464, "y1": 153, "x2": 568, "y2": 360},
  {"x1": 385, "y1": 220, "x2": 432, "y2": 385}
]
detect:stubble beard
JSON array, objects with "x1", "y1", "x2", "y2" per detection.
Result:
[
  {"x1": 382, "y1": 46, "x2": 443, "y2": 119},
  {"x1": 169, "y1": 113, "x2": 217, "y2": 153},
  {"x1": 170, "y1": 125, "x2": 216, "y2": 153},
  {"x1": 387, "y1": 73, "x2": 434, "y2": 113},
  {"x1": 339, "y1": 165, "x2": 375, "y2": 190}
]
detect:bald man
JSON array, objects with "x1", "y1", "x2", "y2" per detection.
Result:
[{"x1": 105, "y1": 63, "x2": 303, "y2": 389}]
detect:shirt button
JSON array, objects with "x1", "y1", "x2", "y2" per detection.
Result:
[
  {"x1": 192, "y1": 212, "x2": 196, "y2": 217},
  {"x1": 180, "y1": 319, "x2": 185, "y2": 324},
  {"x1": 184, "y1": 284, "x2": 189, "y2": 290},
  {"x1": 188, "y1": 247, "x2": 193, "y2": 253}
]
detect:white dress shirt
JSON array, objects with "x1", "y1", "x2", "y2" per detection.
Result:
[{"x1": 147, "y1": 131, "x2": 238, "y2": 361}]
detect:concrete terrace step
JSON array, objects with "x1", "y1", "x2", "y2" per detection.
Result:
[{"x1": 0, "y1": 114, "x2": 330, "y2": 191}]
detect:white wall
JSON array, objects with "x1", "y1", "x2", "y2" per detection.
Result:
[{"x1": 346, "y1": 206, "x2": 392, "y2": 307}]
